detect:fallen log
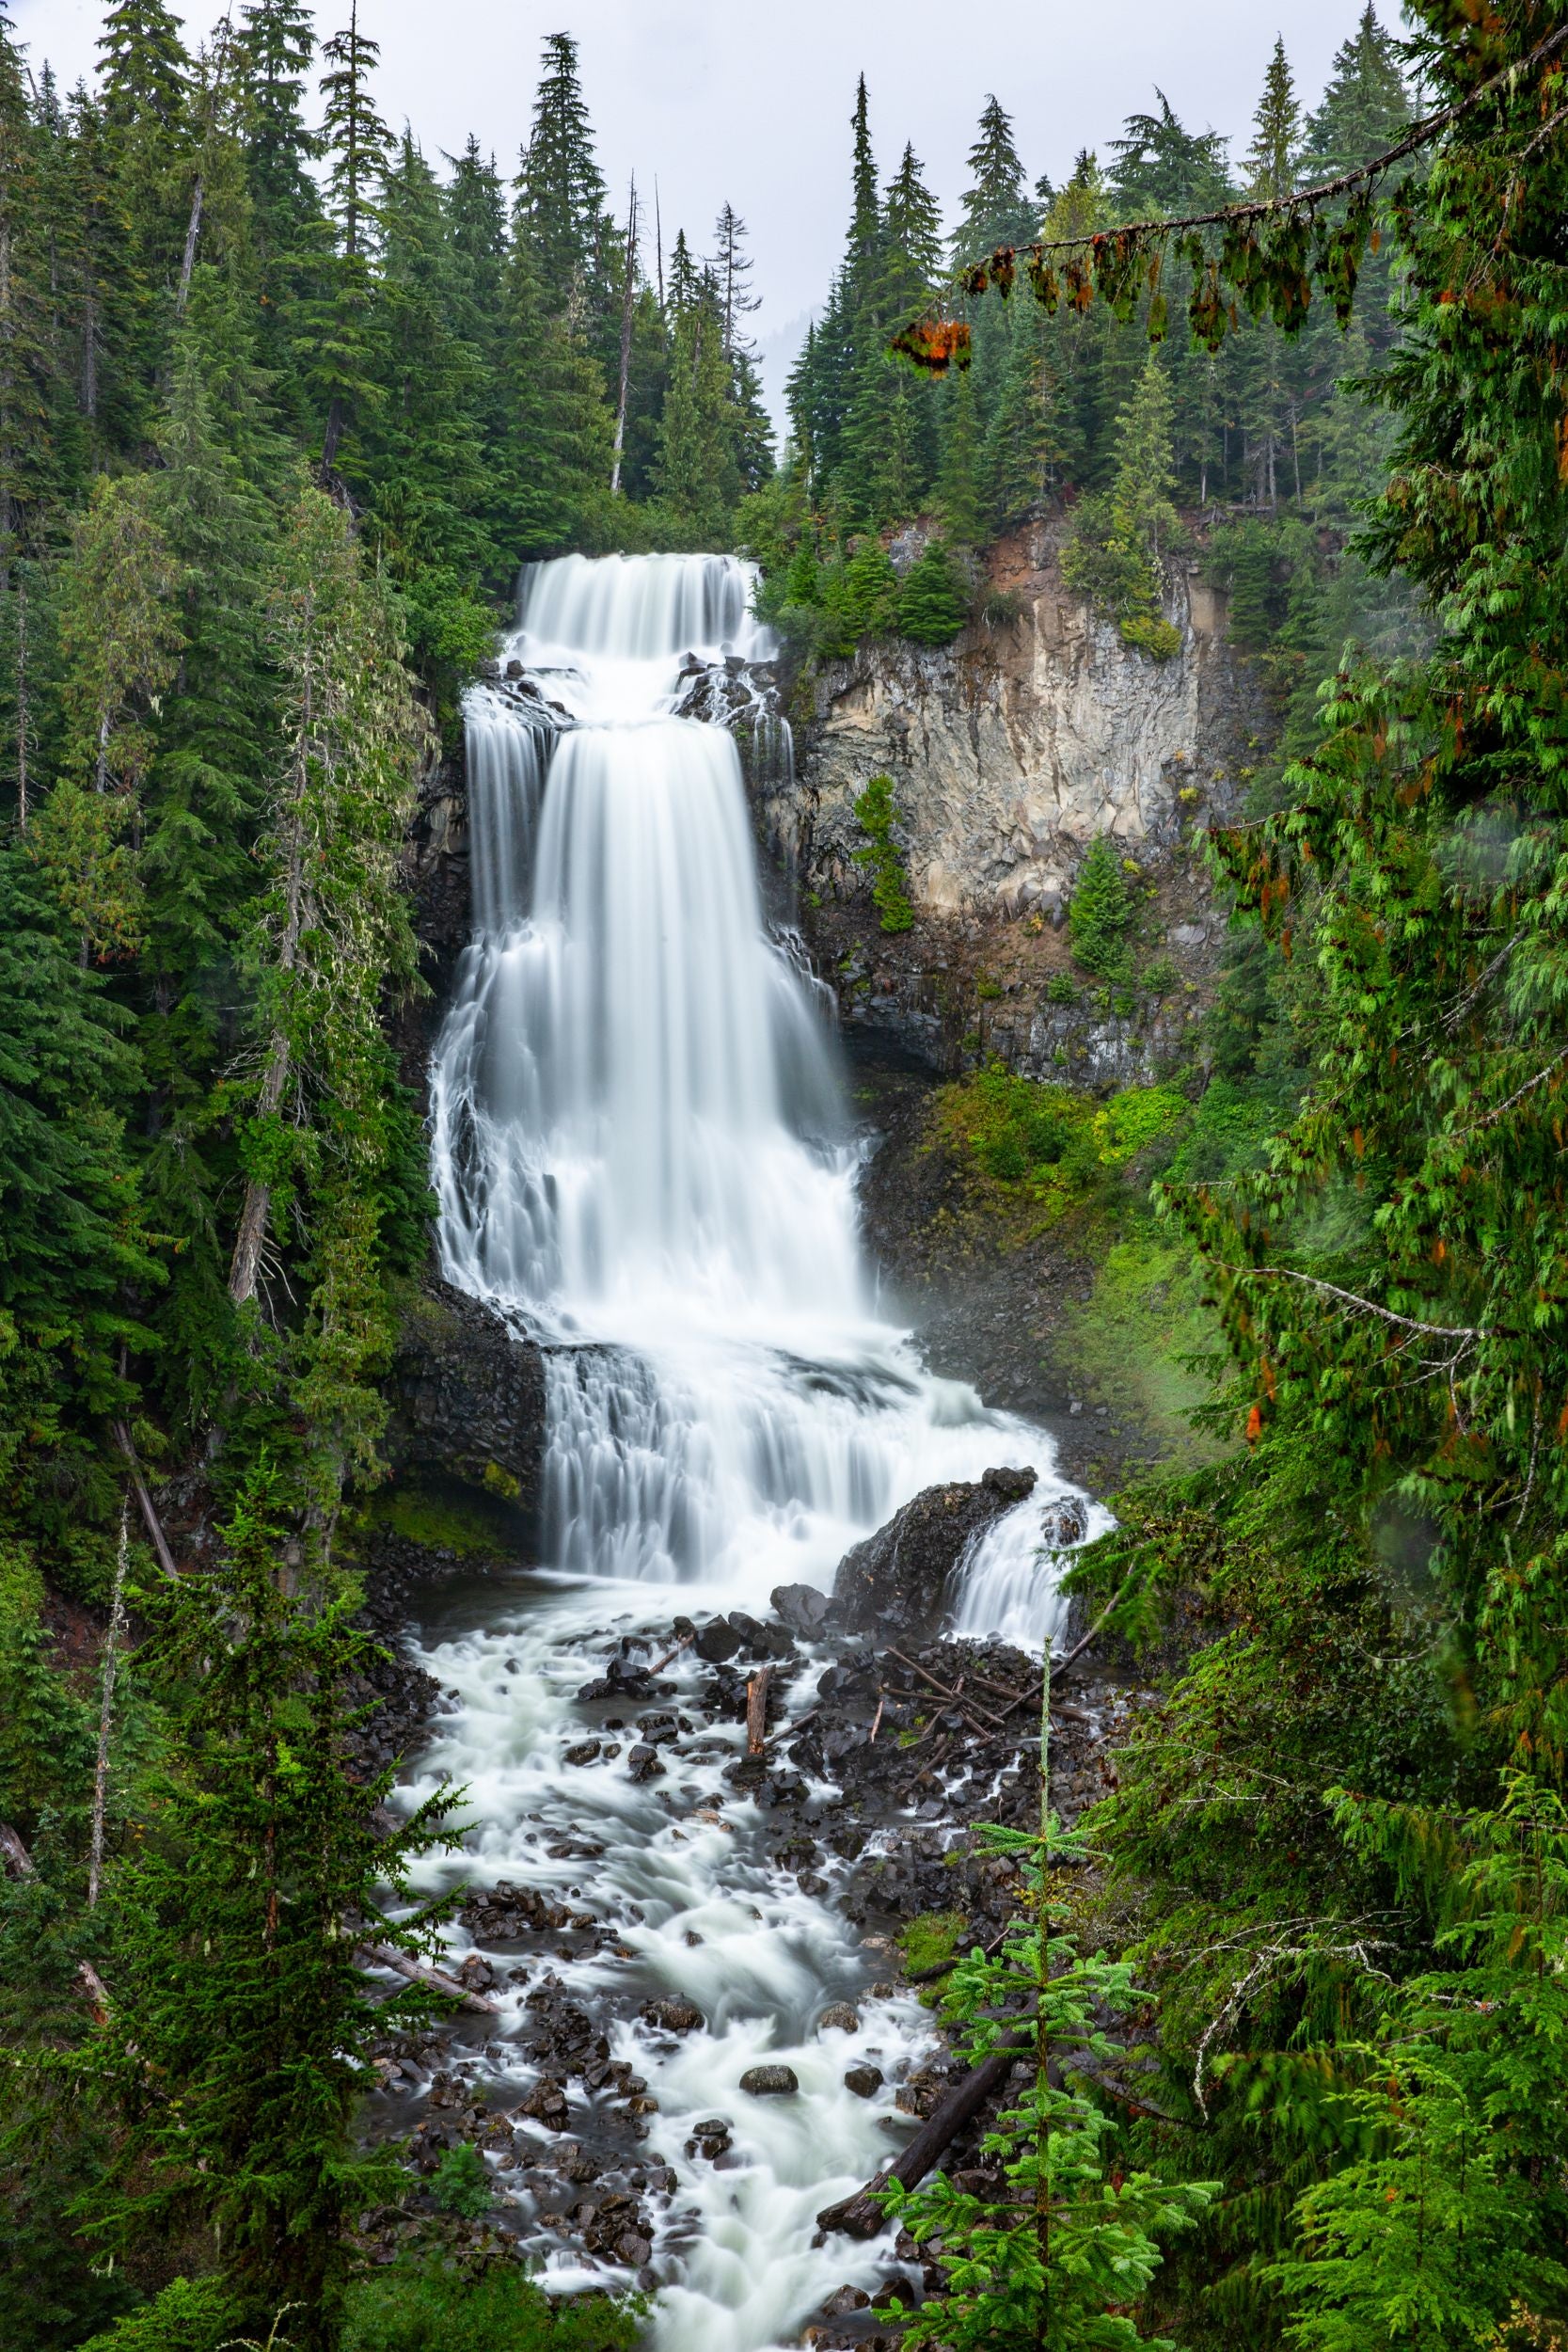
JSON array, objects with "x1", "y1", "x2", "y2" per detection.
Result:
[
  {"x1": 359, "y1": 1940, "x2": 502, "y2": 2017},
  {"x1": 746, "y1": 1665, "x2": 772, "y2": 1756},
  {"x1": 817, "y1": 2029, "x2": 1035, "y2": 2237}
]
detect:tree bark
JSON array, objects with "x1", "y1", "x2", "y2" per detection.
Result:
[
  {"x1": 817, "y1": 2030, "x2": 1035, "y2": 2237},
  {"x1": 610, "y1": 179, "x2": 637, "y2": 496},
  {"x1": 87, "y1": 1501, "x2": 129, "y2": 1907},
  {"x1": 746, "y1": 1665, "x2": 772, "y2": 1755},
  {"x1": 112, "y1": 1420, "x2": 180, "y2": 1579},
  {"x1": 175, "y1": 174, "x2": 204, "y2": 318},
  {"x1": 0, "y1": 1820, "x2": 37, "y2": 1878}
]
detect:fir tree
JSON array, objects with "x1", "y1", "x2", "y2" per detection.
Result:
[
  {"x1": 951, "y1": 94, "x2": 1037, "y2": 262},
  {"x1": 1300, "y1": 5, "x2": 1411, "y2": 175},
  {"x1": 897, "y1": 538, "x2": 969, "y2": 644},
  {"x1": 515, "y1": 31, "x2": 608, "y2": 314},
  {"x1": 1109, "y1": 92, "x2": 1232, "y2": 216},
  {"x1": 711, "y1": 200, "x2": 759, "y2": 361},
  {"x1": 84, "y1": 1465, "x2": 466, "y2": 2345},
  {"x1": 1244, "y1": 38, "x2": 1303, "y2": 203},
  {"x1": 0, "y1": 7, "x2": 53, "y2": 558},
  {"x1": 312, "y1": 1, "x2": 390, "y2": 472},
  {"x1": 1068, "y1": 831, "x2": 1133, "y2": 980},
  {"x1": 984, "y1": 301, "x2": 1060, "y2": 530}
]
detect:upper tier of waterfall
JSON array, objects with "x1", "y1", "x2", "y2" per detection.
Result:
[{"x1": 429, "y1": 549, "x2": 1097, "y2": 1618}]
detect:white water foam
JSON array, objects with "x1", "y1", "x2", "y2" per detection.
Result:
[{"x1": 411, "y1": 552, "x2": 1101, "y2": 2347}]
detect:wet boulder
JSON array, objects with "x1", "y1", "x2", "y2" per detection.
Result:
[
  {"x1": 771, "y1": 1581, "x2": 832, "y2": 1637},
  {"x1": 739, "y1": 2063, "x2": 800, "y2": 2097},
  {"x1": 831, "y1": 1466, "x2": 1037, "y2": 1643},
  {"x1": 641, "y1": 1995, "x2": 705, "y2": 2034},
  {"x1": 693, "y1": 1615, "x2": 741, "y2": 1663},
  {"x1": 843, "y1": 2063, "x2": 883, "y2": 2098}
]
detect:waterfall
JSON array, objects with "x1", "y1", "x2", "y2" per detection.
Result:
[{"x1": 415, "y1": 554, "x2": 1099, "y2": 2348}]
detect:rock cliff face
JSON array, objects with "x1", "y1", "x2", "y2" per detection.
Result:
[
  {"x1": 767, "y1": 535, "x2": 1250, "y2": 921},
  {"x1": 754, "y1": 531, "x2": 1260, "y2": 1088}
]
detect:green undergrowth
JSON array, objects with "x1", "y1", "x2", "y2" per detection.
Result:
[
  {"x1": 931, "y1": 1066, "x2": 1191, "y2": 1228},
  {"x1": 341, "y1": 2256, "x2": 642, "y2": 2352},
  {"x1": 899, "y1": 1910, "x2": 969, "y2": 1981},
  {"x1": 1060, "y1": 1226, "x2": 1227, "y2": 1471},
  {"x1": 356, "y1": 1486, "x2": 505, "y2": 1558}
]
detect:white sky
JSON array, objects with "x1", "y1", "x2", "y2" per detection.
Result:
[{"x1": 22, "y1": 0, "x2": 1400, "y2": 346}]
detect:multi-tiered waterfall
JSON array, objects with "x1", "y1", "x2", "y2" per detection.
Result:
[{"x1": 404, "y1": 553, "x2": 1093, "y2": 2349}]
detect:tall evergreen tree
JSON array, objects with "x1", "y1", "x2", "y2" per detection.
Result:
[
  {"x1": 951, "y1": 93, "x2": 1037, "y2": 261},
  {"x1": 515, "y1": 31, "x2": 608, "y2": 315},
  {"x1": 1243, "y1": 36, "x2": 1303, "y2": 201},
  {"x1": 311, "y1": 0, "x2": 389, "y2": 471}
]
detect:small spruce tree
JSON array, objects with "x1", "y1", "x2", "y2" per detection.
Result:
[
  {"x1": 1069, "y1": 833, "x2": 1134, "y2": 981},
  {"x1": 897, "y1": 538, "x2": 969, "y2": 644}
]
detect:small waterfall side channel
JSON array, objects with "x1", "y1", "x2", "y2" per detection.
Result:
[{"x1": 394, "y1": 552, "x2": 1101, "y2": 2349}]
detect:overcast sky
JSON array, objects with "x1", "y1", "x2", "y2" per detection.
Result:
[{"x1": 21, "y1": 0, "x2": 1401, "y2": 382}]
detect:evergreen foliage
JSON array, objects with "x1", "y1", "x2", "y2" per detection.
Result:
[
  {"x1": 1068, "y1": 834, "x2": 1134, "y2": 981},
  {"x1": 851, "y1": 771, "x2": 914, "y2": 931},
  {"x1": 896, "y1": 539, "x2": 969, "y2": 644}
]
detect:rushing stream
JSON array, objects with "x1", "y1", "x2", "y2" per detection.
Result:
[{"x1": 400, "y1": 552, "x2": 1096, "y2": 2347}]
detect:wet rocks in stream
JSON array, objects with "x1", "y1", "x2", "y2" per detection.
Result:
[{"x1": 830, "y1": 1465, "x2": 1038, "y2": 1641}]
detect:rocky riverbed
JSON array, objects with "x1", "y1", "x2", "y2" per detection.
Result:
[{"x1": 352, "y1": 1473, "x2": 1148, "y2": 2345}]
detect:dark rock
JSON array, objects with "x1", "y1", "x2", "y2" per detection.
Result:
[
  {"x1": 817, "y1": 2002, "x2": 860, "y2": 2033},
  {"x1": 693, "y1": 1616, "x2": 741, "y2": 1663},
  {"x1": 822, "y1": 2284, "x2": 871, "y2": 2317},
  {"x1": 385, "y1": 1284, "x2": 546, "y2": 1539},
  {"x1": 739, "y1": 2064, "x2": 800, "y2": 2097},
  {"x1": 1041, "y1": 1493, "x2": 1090, "y2": 1548},
  {"x1": 562, "y1": 1740, "x2": 601, "y2": 1767},
  {"x1": 772, "y1": 1581, "x2": 832, "y2": 1636},
  {"x1": 831, "y1": 1466, "x2": 1038, "y2": 1641},
  {"x1": 844, "y1": 2064, "x2": 883, "y2": 2098},
  {"x1": 729, "y1": 1609, "x2": 794, "y2": 1660},
  {"x1": 641, "y1": 1996, "x2": 705, "y2": 2034},
  {"x1": 626, "y1": 1742, "x2": 665, "y2": 1782},
  {"x1": 519, "y1": 2076, "x2": 570, "y2": 2128}
]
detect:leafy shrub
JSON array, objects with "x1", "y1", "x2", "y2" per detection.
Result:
[
  {"x1": 1045, "y1": 971, "x2": 1077, "y2": 1005},
  {"x1": 80, "y1": 2278, "x2": 241, "y2": 2352},
  {"x1": 851, "y1": 774, "x2": 915, "y2": 933},
  {"x1": 1090, "y1": 1084, "x2": 1190, "y2": 1166},
  {"x1": 1069, "y1": 835, "x2": 1134, "y2": 981},
  {"x1": 1118, "y1": 612, "x2": 1182, "y2": 660},
  {"x1": 342, "y1": 2258, "x2": 641, "y2": 2352},
  {"x1": 1143, "y1": 955, "x2": 1179, "y2": 996},
  {"x1": 430, "y1": 2142, "x2": 491, "y2": 2219}
]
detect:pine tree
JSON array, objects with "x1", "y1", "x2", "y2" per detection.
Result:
[
  {"x1": 1068, "y1": 831, "x2": 1133, "y2": 980},
  {"x1": 938, "y1": 363, "x2": 984, "y2": 548},
  {"x1": 897, "y1": 538, "x2": 969, "y2": 644},
  {"x1": 0, "y1": 8, "x2": 53, "y2": 559},
  {"x1": 951, "y1": 94, "x2": 1037, "y2": 262},
  {"x1": 655, "y1": 253, "x2": 733, "y2": 546},
  {"x1": 227, "y1": 487, "x2": 428, "y2": 1512},
  {"x1": 236, "y1": 0, "x2": 320, "y2": 402},
  {"x1": 1244, "y1": 38, "x2": 1303, "y2": 203},
  {"x1": 1301, "y1": 4, "x2": 1411, "y2": 176},
  {"x1": 984, "y1": 301, "x2": 1061, "y2": 530},
  {"x1": 711, "y1": 200, "x2": 759, "y2": 360},
  {"x1": 515, "y1": 31, "x2": 608, "y2": 314},
  {"x1": 312, "y1": 1, "x2": 390, "y2": 472},
  {"x1": 1109, "y1": 92, "x2": 1232, "y2": 216},
  {"x1": 844, "y1": 139, "x2": 942, "y2": 522},
  {"x1": 85, "y1": 1465, "x2": 465, "y2": 2347}
]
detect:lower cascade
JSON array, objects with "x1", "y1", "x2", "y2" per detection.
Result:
[{"x1": 406, "y1": 550, "x2": 1099, "y2": 2347}]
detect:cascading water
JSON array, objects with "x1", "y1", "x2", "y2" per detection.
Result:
[{"x1": 404, "y1": 552, "x2": 1103, "y2": 2348}]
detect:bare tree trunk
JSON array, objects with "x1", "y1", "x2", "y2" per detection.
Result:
[
  {"x1": 81, "y1": 285, "x2": 98, "y2": 420},
  {"x1": 746, "y1": 1666, "x2": 772, "y2": 1756},
  {"x1": 112, "y1": 1420, "x2": 180, "y2": 1579},
  {"x1": 1291, "y1": 402, "x2": 1302, "y2": 501},
  {"x1": 14, "y1": 574, "x2": 26, "y2": 831},
  {"x1": 175, "y1": 174, "x2": 205, "y2": 319},
  {"x1": 227, "y1": 1035, "x2": 291, "y2": 1305},
  {"x1": 87, "y1": 1502, "x2": 130, "y2": 1909},
  {"x1": 654, "y1": 178, "x2": 664, "y2": 312},
  {"x1": 818, "y1": 2031, "x2": 1035, "y2": 2236},
  {"x1": 229, "y1": 645, "x2": 313, "y2": 1307},
  {"x1": 610, "y1": 178, "x2": 638, "y2": 497},
  {"x1": 321, "y1": 394, "x2": 345, "y2": 476}
]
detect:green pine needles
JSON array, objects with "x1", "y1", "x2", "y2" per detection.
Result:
[
  {"x1": 882, "y1": 1672, "x2": 1217, "y2": 2348},
  {"x1": 1068, "y1": 835, "x2": 1134, "y2": 982},
  {"x1": 851, "y1": 772, "x2": 916, "y2": 931}
]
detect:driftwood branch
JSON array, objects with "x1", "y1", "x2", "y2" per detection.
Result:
[
  {"x1": 818, "y1": 2030, "x2": 1035, "y2": 2237},
  {"x1": 359, "y1": 1940, "x2": 501, "y2": 2017},
  {"x1": 111, "y1": 1422, "x2": 180, "y2": 1580},
  {"x1": 746, "y1": 1666, "x2": 772, "y2": 1756}
]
